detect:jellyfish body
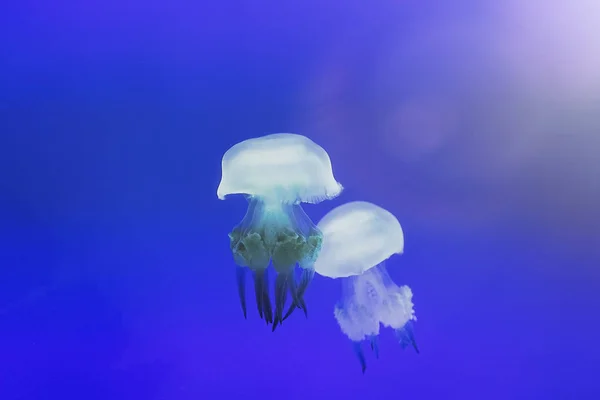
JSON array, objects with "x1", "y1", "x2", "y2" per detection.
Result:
[
  {"x1": 308, "y1": 201, "x2": 418, "y2": 372},
  {"x1": 217, "y1": 133, "x2": 342, "y2": 330},
  {"x1": 314, "y1": 201, "x2": 404, "y2": 278}
]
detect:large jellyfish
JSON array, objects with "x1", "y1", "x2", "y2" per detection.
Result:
[
  {"x1": 217, "y1": 133, "x2": 343, "y2": 330},
  {"x1": 308, "y1": 201, "x2": 418, "y2": 372}
]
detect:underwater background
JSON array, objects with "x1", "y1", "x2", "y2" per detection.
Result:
[{"x1": 1, "y1": 1, "x2": 599, "y2": 399}]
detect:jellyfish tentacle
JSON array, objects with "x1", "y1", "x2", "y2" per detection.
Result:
[
  {"x1": 253, "y1": 270, "x2": 265, "y2": 320},
  {"x1": 288, "y1": 269, "x2": 300, "y2": 307},
  {"x1": 352, "y1": 341, "x2": 367, "y2": 374},
  {"x1": 297, "y1": 268, "x2": 314, "y2": 317},
  {"x1": 272, "y1": 272, "x2": 291, "y2": 332},
  {"x1": 395, "y1": 320, "x2": 419, "y2": 353},
  {"x1": 281, "y1": 305, "x2": 295, "y2": 322},
  {"x1": 281, "y1": 267, "x2": 312, "y2": 321},
  {"x1": 236, "y1": 266, "x2": 247, "y2": 319},
  {"x1": 369, "y1": 335, "x2": 379, "y2": 359},
  {"x1": 262, "y1": 271, "x2": 273, "y2": 324},
  {"x1": 230, "y1": 199, "x2": 321, "y2": 326},
  {"x1": 230, "y1": 198, "x2": 323, "y2": 327},
  {"x1": 281, "y1": 272, "x2": 301, "y2": 322}
]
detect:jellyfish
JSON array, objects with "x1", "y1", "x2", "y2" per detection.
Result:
[
  {"x1": 217, "y1": 133, "x2": 343, "y2": 330},
  {"x1": 304, "y1": 201, "x2": 418, "y2": 372}
]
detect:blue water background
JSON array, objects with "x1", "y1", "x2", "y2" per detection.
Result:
[{"x1": 1, "y1": 1, "x2": 599, "y2": 399}]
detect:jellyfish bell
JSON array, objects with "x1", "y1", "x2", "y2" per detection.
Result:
[
  {"x1": 314, "y1": 201, "x2": 404, "y2": 279},
  {"x1": 283, "y1": 201, "x2": 404, "y2": 321},
  {"x1": 217, "y1": 133, "x2": 342, "y2": 330},
  {"x1": 302, "y1": 201, "x2": 417, "y2": 373},
  {"x1": 217, "y1": 133, "x2": 342, "y2": 203}
]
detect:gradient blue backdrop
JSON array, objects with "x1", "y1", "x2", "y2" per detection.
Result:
[{"x1": 1, "y1": 1, "x2": 599, "y2": 399}]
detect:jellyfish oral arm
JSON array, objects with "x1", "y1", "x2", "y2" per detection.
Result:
[{"x1": 229, "y1": 196, "x2": 322, "y2": 330}]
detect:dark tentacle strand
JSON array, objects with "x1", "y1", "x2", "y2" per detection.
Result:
[
  {"x1": 369, "y1": 335, "x2": 379, "y2": 359},
  {"x1": 281, "y1": 269, "x2": 300, "y2": 322},
  {"x1": 353, "y1": 341, "x2": 367, "y2": 374},
  {"x1": 253, "y1": 270, "x2": 265, "y2": 320},
  {"x1": 288, "y1": 271, "x2": 300, "y2": 310},
  {"x1": 297, "y1": 268, "x2": 314, "y2": 317},
  {"x1": 395, "y1": 320, "x2": 419, "y2": 354},
  {"x1": 282, "y1": 268, "x2": 314, "y2": 322},
  {"x1": 236, "y1": 266, "x2": 247, "y2": 319},
  {"x1": 262, "y1": 271, "x2": 273, "y2": 325},
  {"x1": 271, "y1": 272, "x2": 290, "y2": 332},
  {"x1": 281, "y1": 302, "x2": 296, "y2": 322}
]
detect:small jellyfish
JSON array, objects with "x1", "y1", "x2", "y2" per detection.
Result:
[
  {"x1": 217, "y1": 133, "x2": 342, "y2": 330},
  {"x1": 306, "y1": 201, "x2": 418, "y2": 372}
]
